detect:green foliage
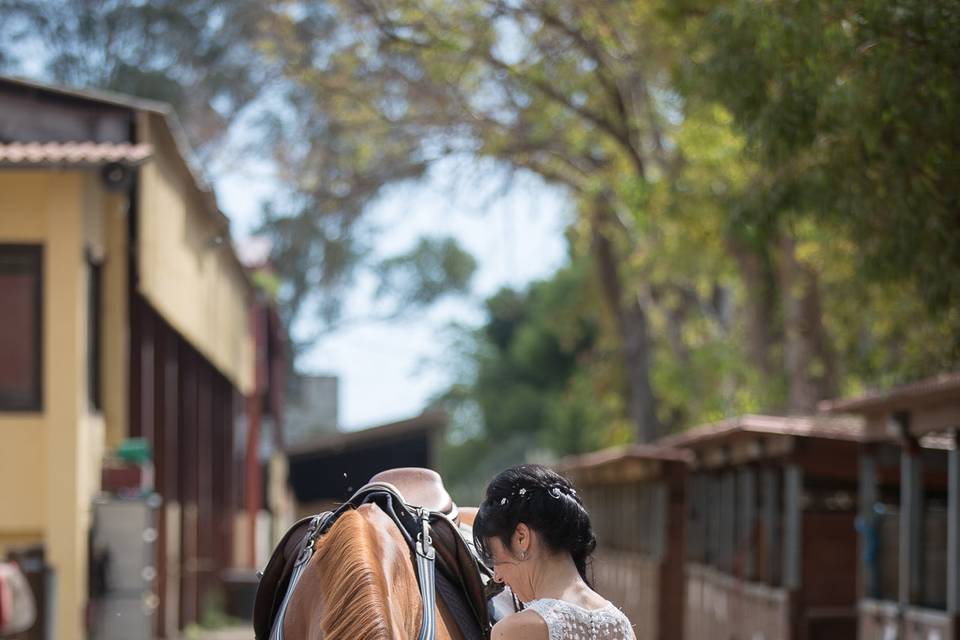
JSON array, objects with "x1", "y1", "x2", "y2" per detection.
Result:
[
  {"x1": 7, "y1": 0, "x2": 957, "y2": 463},
  {"x1": 251, "y1": 268, "x2": 282, "y2": 300},
  {"x1": 1, "y1": 0, "x2": 272, "y2": 156},
  {"x1": 687, "y1": 0, "x2": 960, "y2": 323},
  {"x1": 435, "y1": 258, "x2": 630, "y2": 500},
  {"x1": 375, "y1": 237, "x2": 478, "y2": 311}
]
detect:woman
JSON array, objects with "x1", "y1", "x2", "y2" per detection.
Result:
[{"x1": 473, "y1": 464, "x2": 636, "y2": 640}]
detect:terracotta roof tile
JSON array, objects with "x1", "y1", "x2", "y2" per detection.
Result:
[{"x1": 0, "y1": 141, "x2": 153, "y2": 166}]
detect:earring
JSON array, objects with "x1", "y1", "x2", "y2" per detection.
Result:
[{"x1": 518, "y1": 551, "x2": 527, "y2": 560}]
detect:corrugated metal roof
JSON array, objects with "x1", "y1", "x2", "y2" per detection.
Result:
[{"x1": 0, "y1": 141, "x2": 153, "y2": 166}]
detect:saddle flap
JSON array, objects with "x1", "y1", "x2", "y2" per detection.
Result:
[
  {"x1": 429, "y1": 515, "x2": 491, "y2": 633},
  {"x1": 253, "y1": 516, "x2": 317, "y2": 640}
]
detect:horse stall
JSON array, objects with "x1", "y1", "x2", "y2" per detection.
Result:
[
  {"x1": 559, "y1": 445, "x2": 691, "y2": 640},
  {"x1": 660, "y1": 414, "x2": 863, "y2": 640},
  {"x1": 822, "y1": 372, "x2": 960, "y2": 640}
]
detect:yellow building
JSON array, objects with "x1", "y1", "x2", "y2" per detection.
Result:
[{"x1": 0, "y1": 76, "x2": 255, "y2": 639}]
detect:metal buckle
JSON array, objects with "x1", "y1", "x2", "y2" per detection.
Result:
[
  {"x1": 294, "y1": 542, "x2": 313, "y2": 567},
  {"x1": 294, "y1": 515, "x2": 322, "y2": 567},
  {"x1": 415, "y1": 509, "x2": 435, "y2": 560}
]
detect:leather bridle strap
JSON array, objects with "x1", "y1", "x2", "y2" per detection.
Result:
[
  {"x1": 270, "y1": 513, "x2": 326, "y2": 640},
  {"x1": 415, "y1": 508, "x2": 437, "y2": 640}
]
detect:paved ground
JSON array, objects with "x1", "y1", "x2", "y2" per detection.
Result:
[{"x1": 175, "y1": 625, "x2": 254, "y2": 640}]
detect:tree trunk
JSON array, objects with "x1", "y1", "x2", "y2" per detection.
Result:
[
  {"x1": 778, "y1": 231, "x2": 837, "y2": 413},
  {"x1": 591, "y1": 207, "x2": 660, "y2": 442},
  {"x1": 728, "y1": 237, "x2": 781, "y2": 381}
]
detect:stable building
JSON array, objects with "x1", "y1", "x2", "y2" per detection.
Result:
[
  {"x1": 0, "y1": 75, "x2": 256, "y2": 639},
  {"x1": 559, "y1": 444, "x2": 691, "y2": 640},
  {"x1": 822, "y1": 372, "x2": 960, "y2": 640},
  {"x1": 660, "y1": 414, "x2": 864, "y2": 640},
  {"x1": 286, "y1": 412, "x2": 446, "y2": 518}
]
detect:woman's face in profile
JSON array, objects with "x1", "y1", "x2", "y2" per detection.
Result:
[{"x1": 484, "y1": 534, "x2": 531, "y2": 601}]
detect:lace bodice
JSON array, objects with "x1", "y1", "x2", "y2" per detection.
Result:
[{"x1": 525, "y1": 598, "x2": 634, "y2": 640}]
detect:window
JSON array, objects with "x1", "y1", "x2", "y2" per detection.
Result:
[
  {"x1": 0, "y1": 245, "x2": 42, "y2": 410},
  {"x1": 87, "y1": 256, "x2": 102, "y2": 412}
]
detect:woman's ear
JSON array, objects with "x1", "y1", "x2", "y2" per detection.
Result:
[{"x1": 513, "y1": 523, "x2": 530, "y2": 554}]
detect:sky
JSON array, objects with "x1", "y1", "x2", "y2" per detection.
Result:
[
  {"x1": 7, "y1": 20, "x2": 573, "y2": 432},
  {"x1": 215, "y1": 156, "x2": 572, "y2": 430},
  {"x1": 13, "y1": 49, "x2": 572, "y2": 432}
]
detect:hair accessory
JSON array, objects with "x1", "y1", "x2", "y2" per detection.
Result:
[{"x1": 548, "y1": 484, "x2": 577, "y2": 499}]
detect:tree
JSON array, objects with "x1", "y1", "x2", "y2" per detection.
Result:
[
  {"x1": 680, "y1": 0, "x2": 960, "y2": 357},
  {"x1": 435, "y1": 258, "x2": 630, "y2": 501},
  {"x1": 1, "y1": 0, "x2": 272, "y2": 157},
  {"x1": 1, "y1": 0, "x2": 479, "y2": 360},
  {"x1": 258, "y1": 0, "x2": 724, "y2": 440},
  {"x1": 8, "y1": 0, "x2": 955, "y2": 442}
]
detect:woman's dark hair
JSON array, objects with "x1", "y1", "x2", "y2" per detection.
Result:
[{"x1": 473, "y1": 464, "x2": 596, "y2": 585}]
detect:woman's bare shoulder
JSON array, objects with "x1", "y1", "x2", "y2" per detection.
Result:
[{"x1": 491, "y1": 609, "x2": 549, "y2": 640}]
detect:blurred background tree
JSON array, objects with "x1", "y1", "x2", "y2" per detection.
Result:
[{"x1": 4, "y1": 0, "x2": 957, "y2": 499}]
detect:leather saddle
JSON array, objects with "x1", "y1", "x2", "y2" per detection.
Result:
[
  {"x1": 368, "y1": 468, "x2": 458, "y2": 520},
  {"x1": 253, "y1": 468, "x2": 492, "y2": 640}
]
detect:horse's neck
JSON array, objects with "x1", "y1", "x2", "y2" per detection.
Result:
[{"x1": 288, "y1": 505, "x2": 459, "y2": 640}]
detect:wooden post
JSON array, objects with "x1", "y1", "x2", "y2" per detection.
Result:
[
  {"x1": 697, "y1": 473, "x2": 709, "y2": 564},
  {"x1": 724, "y1": 470, "x2": 737, "y2": 574},
  {"x1": 783, "y1": 463, "x2": 802, "y2": 590},
  {"x1": 687, "y1": 474, "x2": 699, "y2": 562},
  {"x1": 719, "y1": 471, "x2": 729, "y2": 572},
  {"x1": 948, "y1": 428, "x2": 960, "y2": 613},
  {"x1": 739, "y1": 467, "x2": 757, "y2": 580},
  {"x1": 859, "y1": 444, "x2": 879, "y2": 599},
  {"x1": 898, "y1": 412, "x2": 923, "y2": 606},
  {"x1": 761, "y1": 466, "x2": 777, "y2": 585},
  {"x1": 653, "y1": 480, "x2": 667, "y2": 561},
  {"x1": 245, "y1": 305, "x2": 266, "y2": 568},
  {"x1": 710, "y1": 472, "x2": 722, "y2": 567}
]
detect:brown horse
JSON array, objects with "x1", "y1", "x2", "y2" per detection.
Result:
[{"x1": 280, "y1": 503, "x2": 471, "y2": 639}]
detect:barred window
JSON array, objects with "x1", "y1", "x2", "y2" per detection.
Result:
[{"x1": 0, "y1": 245, "x2": 43, "y2": 410}]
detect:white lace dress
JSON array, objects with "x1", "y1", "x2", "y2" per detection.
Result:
[{"x1": 525, "y1": 598, "x2": 635, "y2": 640}]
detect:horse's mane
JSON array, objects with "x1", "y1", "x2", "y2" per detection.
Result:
[{"x1": 312, "y1": 508, "x2": 395, "y2": 639}]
